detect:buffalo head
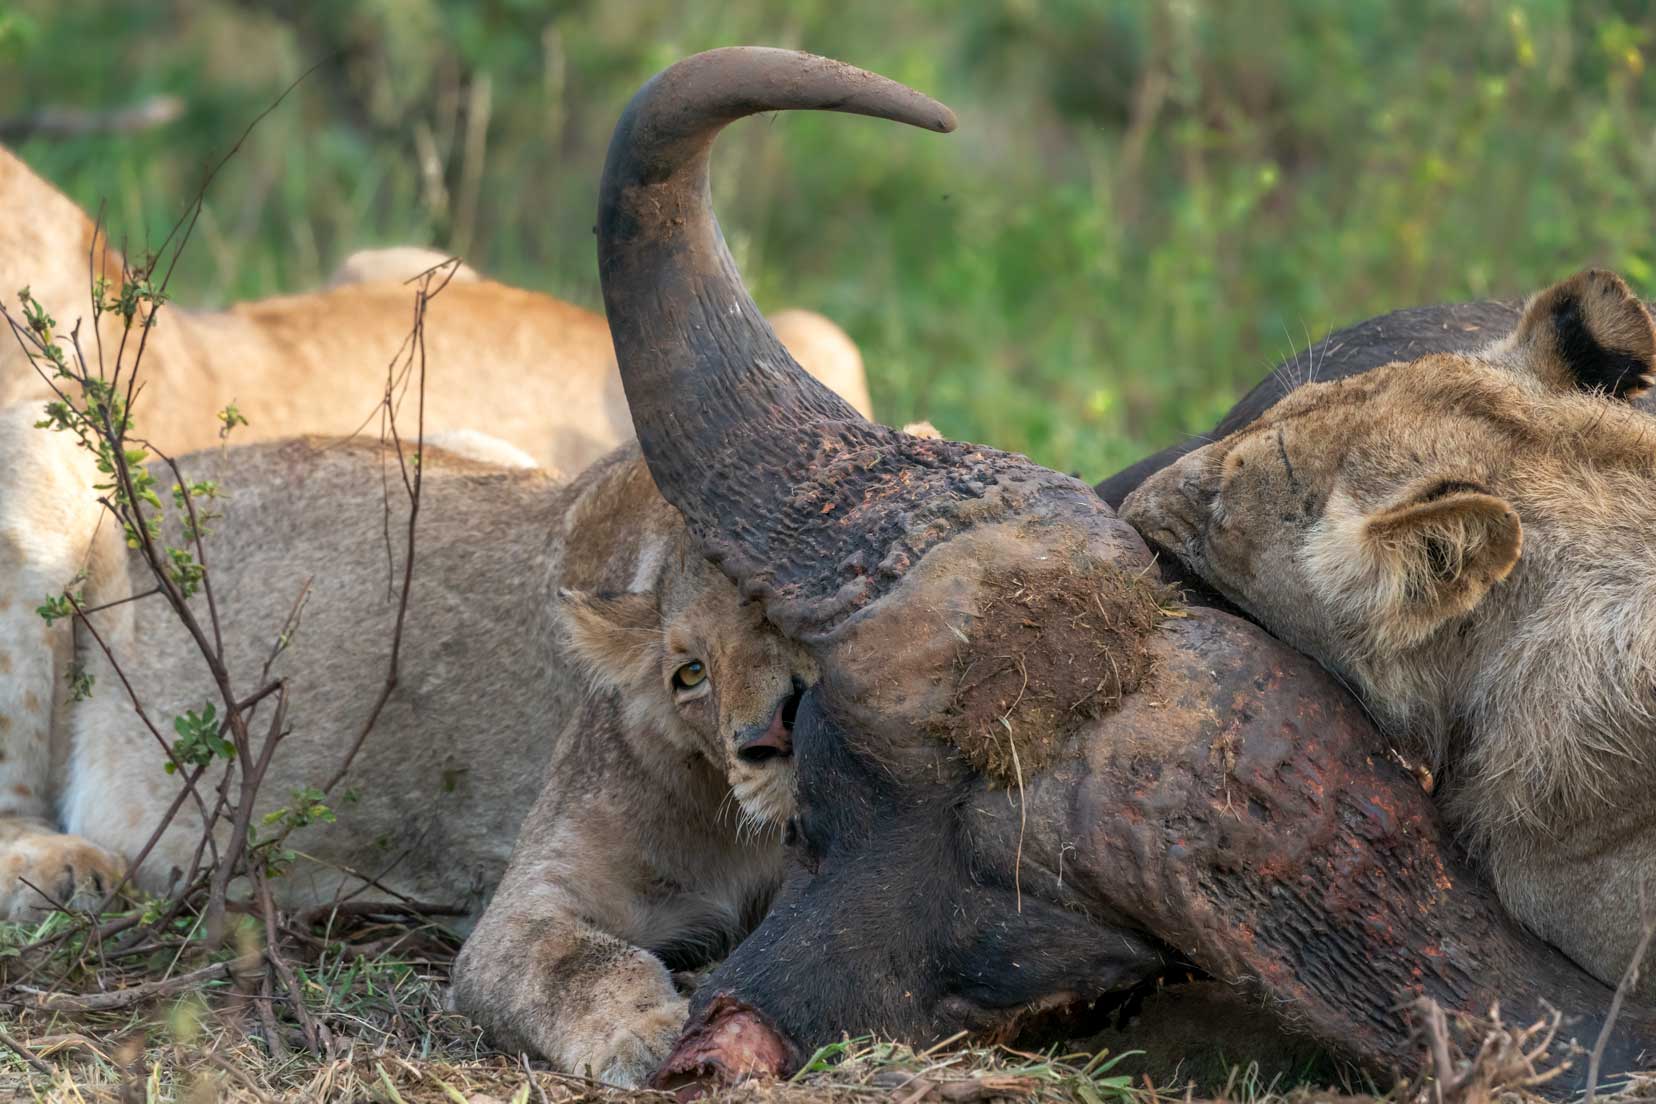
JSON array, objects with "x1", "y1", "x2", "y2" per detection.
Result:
[{"x1": 593, "y1": 47, "x2": 1656, "y2": 1093}]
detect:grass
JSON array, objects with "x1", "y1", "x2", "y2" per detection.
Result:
[
  {"x1": 0, "y1": 1005, "x2": 1161, "y2": 1104},
  {"x1": 6, "y1": 952, "x2": 1648, "y2": 1104},
  {"x1": 0, "y1": 904, "x2": 1619, "y2": 1104},
  {"x1": 4, "y1": 1, "x2": 1656, "y2": 480},
  {"x1": 0, "y1": 909, "x2": 1278, "y2": 1103}
]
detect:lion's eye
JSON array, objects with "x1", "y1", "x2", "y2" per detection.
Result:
[{"x1": 673, "y1": 660, "x2": 708, "y2": 690}]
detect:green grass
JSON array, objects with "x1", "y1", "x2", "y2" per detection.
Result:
[{"x1": 4, "y1": 1, "x2": 1656, "y2": 480}]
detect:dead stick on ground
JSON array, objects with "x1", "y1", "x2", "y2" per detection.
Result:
[
  {"x1": 257, "y1": 868, "x2": 323, "y2": 1054},
  {"x1": 16, "y1": 951, "x2": 264, "y2": 1012},
  {"x1": 199, "y1": 1049, "x2": 278, "y2": 1104},
  {"x1": 0, "y1": 1023, "x2": 54, "y2": 1078}
]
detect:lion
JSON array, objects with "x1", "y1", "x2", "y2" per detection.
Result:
[
  {"x1": 0, "y1": 144, "x2": 874, "y2": 475},
  {"x1": 0, "y1": 407, "x2": 820, "y2": 1085},
  {"x1": 0, "y1": 375, "x2": 943, "y2": 1081},
  {"x1": 1120, "y1": 268, "x2": 1656, "y2": 988}
]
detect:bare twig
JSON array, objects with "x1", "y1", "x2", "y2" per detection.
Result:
[
  {"x1": 255, "y1": 966, "x2": 288, "y2": 1063},
  {"x1": 0, "y1": 1021, "x2": 55, "y2": 1077},
  {"x1": 70, "y1": 584, "x2": 163, "y2": 618},
  {"x1": 1585, "y1": 882, "x2": 1656, "y2": 1104},
  {"x1": 321, "y1": 264, "x2": 449, "y2": 795},
  {"x1": 207, "y1": 682, "x2": 290, "y2": 942},
  {"x1": 198, "y1": 1048, "x2": 279, "y2": 1104},
  {"x1": 256, "y1": 869, "x2": 323, "y2": 1054},
  {"x1": 62, "y1": 592, "x2": 215, "y2": 846},
  {"x1": 160, "y1": 451, "x2": 226, "y2": 657},
  {"x1": 1411, "y1": 997, "x2": 1572, "y2": 1104},
  {"x1": 18, "y1": 951, "x2": 264, "y2": 1012},
  {"x1": 294, "y1": 898, "x2": 466, "y2": 929},
  {"x1": 0, "y1": 82, "x2": 449, "y2": 1067}
]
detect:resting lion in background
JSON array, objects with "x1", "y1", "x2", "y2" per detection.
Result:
[
  {"x1": 1122, "y1": 268, "x2": 1656, "y2": 989},
  {"x1": 0, "y1": 144, "x2": 874, "y2": 474}
]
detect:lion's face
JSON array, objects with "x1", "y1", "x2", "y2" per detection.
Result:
[
  {"x1": 560, "y1": 549, "x2": 814, "y2": 830},
  {"x1": 1122, "y1": 269, "x2": 1655, "y2": 713},
  {"x1": 1123, "y1": 367, "x2": 1528, "y2": 672}
]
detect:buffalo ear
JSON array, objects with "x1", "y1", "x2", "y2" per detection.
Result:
[
  {"x1": 1512, "y1": 268, "x2": 1655, "y2": 400},
  {"x1": 557, "y1": 589, "x2": 662, "y2": 693},
  {"x1": 1350, "y1": 483, "x2": 1522, "y2": 651}
]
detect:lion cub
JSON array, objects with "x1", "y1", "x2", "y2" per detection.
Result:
[
  {"x1": 1121, "y1": 269, "x2": 1656, "y2": 988},
  {"x1": 0, "y1": 412, "x2": 812, "y2": 1086}
]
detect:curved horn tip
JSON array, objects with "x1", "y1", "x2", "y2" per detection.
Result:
[
  {"x1": 597, "y1": 44, "x2": 961, "y2": 623},
  {"x1": 647, "y1": 46, "x2": 959, "y2": 139},
  {"x1": 926, "y1": 108, "x2": 959, "y2": 133}
]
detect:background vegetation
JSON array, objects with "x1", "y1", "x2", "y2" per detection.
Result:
[{"x1": 2, "y1": 0, "x2": 1655, "y2": 478}]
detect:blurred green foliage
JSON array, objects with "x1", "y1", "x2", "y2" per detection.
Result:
[{"x1": 3, "y1": 0, "x2": 1655, "y2": 477}]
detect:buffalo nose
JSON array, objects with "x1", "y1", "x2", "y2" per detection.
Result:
[
  {"x1": 650, "y1": 996, "x2": 798, "y2": 1094},
  {"x1": 736, "y1": 680, "x2": 802, "y2": 764}
]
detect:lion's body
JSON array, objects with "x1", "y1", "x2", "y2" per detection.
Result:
[
  {"x1": 56, "y1": 434, "x2": 569, "y2": 911},
  {"x1": 0, "y1": 417, "x2": 811, "y2": 1084},
  {"x1": 1121, "y1": 270, "x2": 1656, "y2": 986},
  {"x1": 0, "y1": 143, "x2": 877, "y2": 1085},
  {"x1": 0, "y1": 146, "x2": 873, "y2": 475}
]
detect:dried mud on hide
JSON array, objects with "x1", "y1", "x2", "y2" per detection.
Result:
[{"x1": 932, "y1": 553, "x2": 1179, "y2": 782}]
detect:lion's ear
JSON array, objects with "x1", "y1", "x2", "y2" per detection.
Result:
[
  {"x1": 557, "y1": 589, "x2": 662, "y2": 692},
  {"x1": 1351, "y1": 482, "x2": 1522, "y2": 651},
  {"x1": 1512, "y1": 269, "x2": 1655, "y2": 400}
]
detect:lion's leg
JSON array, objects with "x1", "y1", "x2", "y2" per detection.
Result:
[
  {"x1": 0, "y1": 403, "x2": 126, "y2": 918},
  {"x1": 451, "y1": 738, "x2": 689, "y2": 1088},
  {"x1": 454, "y1": 894, "x2": 687, "y2": 1087}
]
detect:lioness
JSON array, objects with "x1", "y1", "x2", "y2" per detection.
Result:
[
  {"x1": 1120, "y1": 269, "x2": 1656, "y2": 987},
  {"x1": 0, "y1": 406, "x2": 817, "y2": 1085},
  {"x1": 0, "y1": 144, "x2": 873, "y2": 473}
]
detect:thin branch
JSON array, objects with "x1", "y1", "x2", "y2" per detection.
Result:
[
  {"x1": 206, "y1": 683, "x2": 289, "y2": 940},
  {"x1": 321, "y1": 268, "x2": 447, "y2": 795},
  {"x1": 65, "y1": 593, "x2": 213, "y2": 823},
  {"x1": 293, "y1": 898, "x2": 466, "y2": 928},
  {"x1": 0, "y1": 1023, "x2": 54, "y2": 1078},
  {"x1": 150, "y1": 59, "x2": 328, "y2": 297},
  {"x1": 85, "y1": 760, "x2": 209, "y2": 916},
  {"x1": 256, "y1": 870, "x2": 322, "y2": 1054},
  {"x1": 1585, "y1": 883, "x2": 1656, "y2": 1104},
  {"x1": 16, "y1": 951, "x2": 264, "y2": 1012},
  {"x1": 160, "y1": 453, "x2": 225, "y2": 660},
  {"x1": 69, "y1": 584, "x2": 163, "y2": 619}
]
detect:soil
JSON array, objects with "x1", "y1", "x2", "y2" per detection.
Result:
[{"x1": 930, "y1": 548, "x2": 1179, "y2": 782}]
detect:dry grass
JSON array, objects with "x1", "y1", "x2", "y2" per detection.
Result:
[
  {"x1": 0, "y1": 945, "x2": 1155, "y2": 1104},
  {"x1": 0, "y1": 907, "x2": 1253, "y2": 1103},
  {"x1": 1, "y1": 910, "x2": 1651, "y2": 1104}
]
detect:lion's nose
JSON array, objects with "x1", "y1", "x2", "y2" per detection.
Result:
[
  {"x1": 1177, "y1": 467, "x2": 1218, "y2": 510},
  {"x1": 736, "y1": 680, "x2": 802, "y2": 764}
]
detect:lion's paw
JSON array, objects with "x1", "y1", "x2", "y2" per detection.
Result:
[
  {"x1": 576, "y1": 995, "x2": 689, "y2": 1088},
  {"x1": 0, "y1": 827, "x2": 126, "y2": 919}
]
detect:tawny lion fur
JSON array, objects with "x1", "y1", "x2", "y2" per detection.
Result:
[
  {"x1": 0, "y1": 145, "x2": 873, "y2": 475},
  {"x1": 1122, "y1": 269, "x2": 1656, "y2": 988},
  {"x1": 0, "y1": 416, "x2": 823, "y2": 1085}
]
